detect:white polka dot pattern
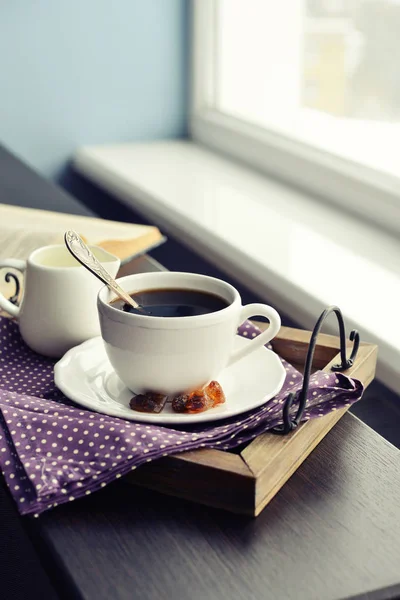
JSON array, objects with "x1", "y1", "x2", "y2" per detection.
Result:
[{"x1": 0, "y1": 317, "x2": 363, "y2": 516}]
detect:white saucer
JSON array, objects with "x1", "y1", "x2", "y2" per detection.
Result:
[{"x1": 54, "y1": 336, "x2": 286, "y2": 425}]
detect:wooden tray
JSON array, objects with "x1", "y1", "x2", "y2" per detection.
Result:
[{"x1": 126, "y1": 324, "x2": 377, "y2": 517}]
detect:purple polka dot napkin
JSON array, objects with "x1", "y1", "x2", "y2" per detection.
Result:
[{"x1": 0, "y1": 316, "x2": 363, "y2": 516}]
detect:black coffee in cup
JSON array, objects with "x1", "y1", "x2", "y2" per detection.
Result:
[{"x1": 110, "y1": 288, "x2": 229, "y2": 317}]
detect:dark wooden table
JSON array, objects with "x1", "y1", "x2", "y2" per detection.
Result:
[
  {"x1": 27, "y1": 415, "x2": 400, "y2": 600},
  {"x1": 1, "y1": 144, "x2": 400, "y2": 600}
]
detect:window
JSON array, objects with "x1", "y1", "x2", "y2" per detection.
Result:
[{"x1": 191, "y1": 0, "x2": 400, "y2": 236}]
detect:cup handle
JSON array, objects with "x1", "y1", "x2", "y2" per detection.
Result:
[
  {"x1": 227, "y1": 303, "x2": 281, "y2": 367},
  {"x1": 0, "y1": 259, "x2": 26, "y2": 318}
]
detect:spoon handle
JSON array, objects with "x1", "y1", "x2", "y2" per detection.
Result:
[{"x1": 64, "y1": 230, "x2": 140, "y2": 309}]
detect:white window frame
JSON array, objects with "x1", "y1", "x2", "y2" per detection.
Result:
[{"x1": 189, "y1": 0, "x2": 400, "y2": 237}]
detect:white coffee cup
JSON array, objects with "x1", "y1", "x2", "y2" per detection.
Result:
[
  {"x1": 0, "y1": 244, "x2": 120, "y2": 357},
  {"x1": 97, "y1": 271, "x2": 281, "y2": 395}
]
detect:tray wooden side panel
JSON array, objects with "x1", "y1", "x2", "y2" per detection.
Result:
[
  {"x1": 269, "y1": 324, "x2": 353, "y2": 370},
  {"x1": 242, "y1": 341, "x2": 378, "y2": 516},
  {"x1": 126, "y1": 448, "x2": 256, "y2": 514}
]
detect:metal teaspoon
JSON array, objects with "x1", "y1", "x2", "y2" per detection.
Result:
[{"x1": 64, "y1": 230, "x2": 148, "y2": 314}]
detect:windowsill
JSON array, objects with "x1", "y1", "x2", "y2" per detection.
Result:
[{"x1": 73, "y1": 140, "x2": 400, "y2": 392}]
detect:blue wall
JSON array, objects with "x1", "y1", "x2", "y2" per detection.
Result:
[{"x1": 0, "y1": 0, "x2": 187, "y2": 179}]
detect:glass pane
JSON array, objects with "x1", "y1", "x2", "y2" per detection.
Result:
[{"x1": 216, "y1": 0, "x2": 400, "y2": 178}]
